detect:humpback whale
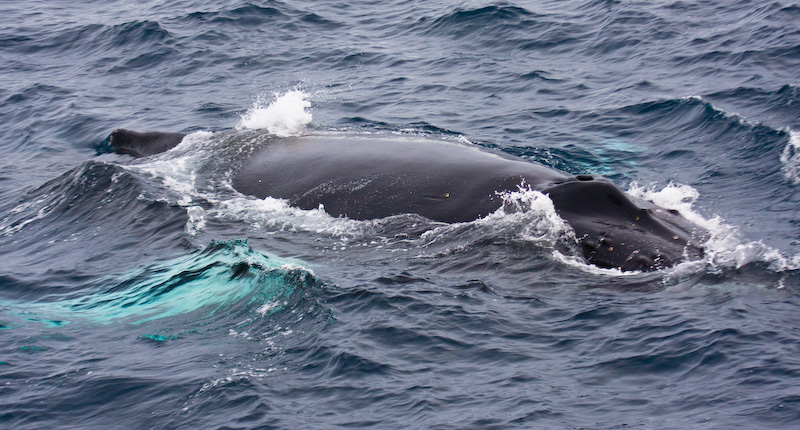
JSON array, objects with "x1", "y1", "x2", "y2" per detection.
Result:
[{"x1": 109, "y1": 129, "x2": 704, "y2": 271}]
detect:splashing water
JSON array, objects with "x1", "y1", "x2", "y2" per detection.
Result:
[
  {"x1": 628, "y1": 183, "x2": 800, "y2": 272},
  {"x1": 237, "y1": 90, "x2": 312, "y2": 137}
]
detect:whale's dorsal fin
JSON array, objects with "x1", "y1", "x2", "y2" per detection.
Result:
[{"x1": 109, "y1": 129, "x2": 187, "y2": 157}]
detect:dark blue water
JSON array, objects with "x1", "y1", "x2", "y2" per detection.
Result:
[{"x1": 2, "y1": 1, "x2": 800, "y2": 428}]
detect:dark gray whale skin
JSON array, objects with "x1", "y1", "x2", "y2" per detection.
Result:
[
  {"x1": 109, "y1": 129, "x2": 188, "y2": 158},
  {"x1": 109, "y1": 129, "x2": 704, "y2": 271}
]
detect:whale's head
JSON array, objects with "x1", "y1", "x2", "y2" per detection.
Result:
[{"x1": 543, "y1": 176, "x2": 705, "y2": 271}]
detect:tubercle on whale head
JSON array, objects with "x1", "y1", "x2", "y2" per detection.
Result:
[
  {"x1": 579, "y1": 233, "x2": 705, "y2": 272},
  {"x1": 542, "y1": 175, "x2": 706, "y2": 272}
]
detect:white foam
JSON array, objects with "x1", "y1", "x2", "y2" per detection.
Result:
[
  {"x1": 256, "y1": 300, "x2": 284, "y2": 316},
  {"x1": 125, "y1": 131, "x2": 217, "y2": 235},
  {"x1": 420, "y1": 186, "x2": 579, "y2": 254},
  {"x1": 457, "y1": 135, "x2": 473, "y2": 144},
  {"x1": 122, "y1": 126, "x2": 365, "y2": 240},
  {"x1": 485, "y1": 187, "x2": 575, "y2": 243},
  {"x1": 628, "y1": 182, "x2": 702, "y2": 224},
  {"x1": 213, "y1": 195, "x2": 364, "y2": 238},
  {"x1": 185, "y1": 205, "x2": 206, "y2": 237},
  {"x1": 170, "y1": 130, "x2": 214, "y2": 152},
  {"x1": 552, "y1": 251, "x2": 642, "y2": 277},
  {"x1": 780, "y1": 129, "x2": 800, "y2": 185},
  {"x1": 237, "y1": 90, "x2": 312, "y2": 137}
]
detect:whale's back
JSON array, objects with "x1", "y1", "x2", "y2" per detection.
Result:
[{"x1": 232, "y1": 136, "x2": 567, "y2": 222}]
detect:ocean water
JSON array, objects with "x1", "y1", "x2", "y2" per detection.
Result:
[{"x1": 1, "y1": 0, "x2": 800, "y2": 428}]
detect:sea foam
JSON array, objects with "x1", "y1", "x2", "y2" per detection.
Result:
[
  {"x1": 237, "y1": 90, "x2": 312, "y2": 137},
  {"x1": 628, "y1": 182, "x2": 800, "y2": 273}
]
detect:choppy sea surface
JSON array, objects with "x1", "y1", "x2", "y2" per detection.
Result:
[{"x1": 2, "y1": 1, "x2": 800, "y2": 428}]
